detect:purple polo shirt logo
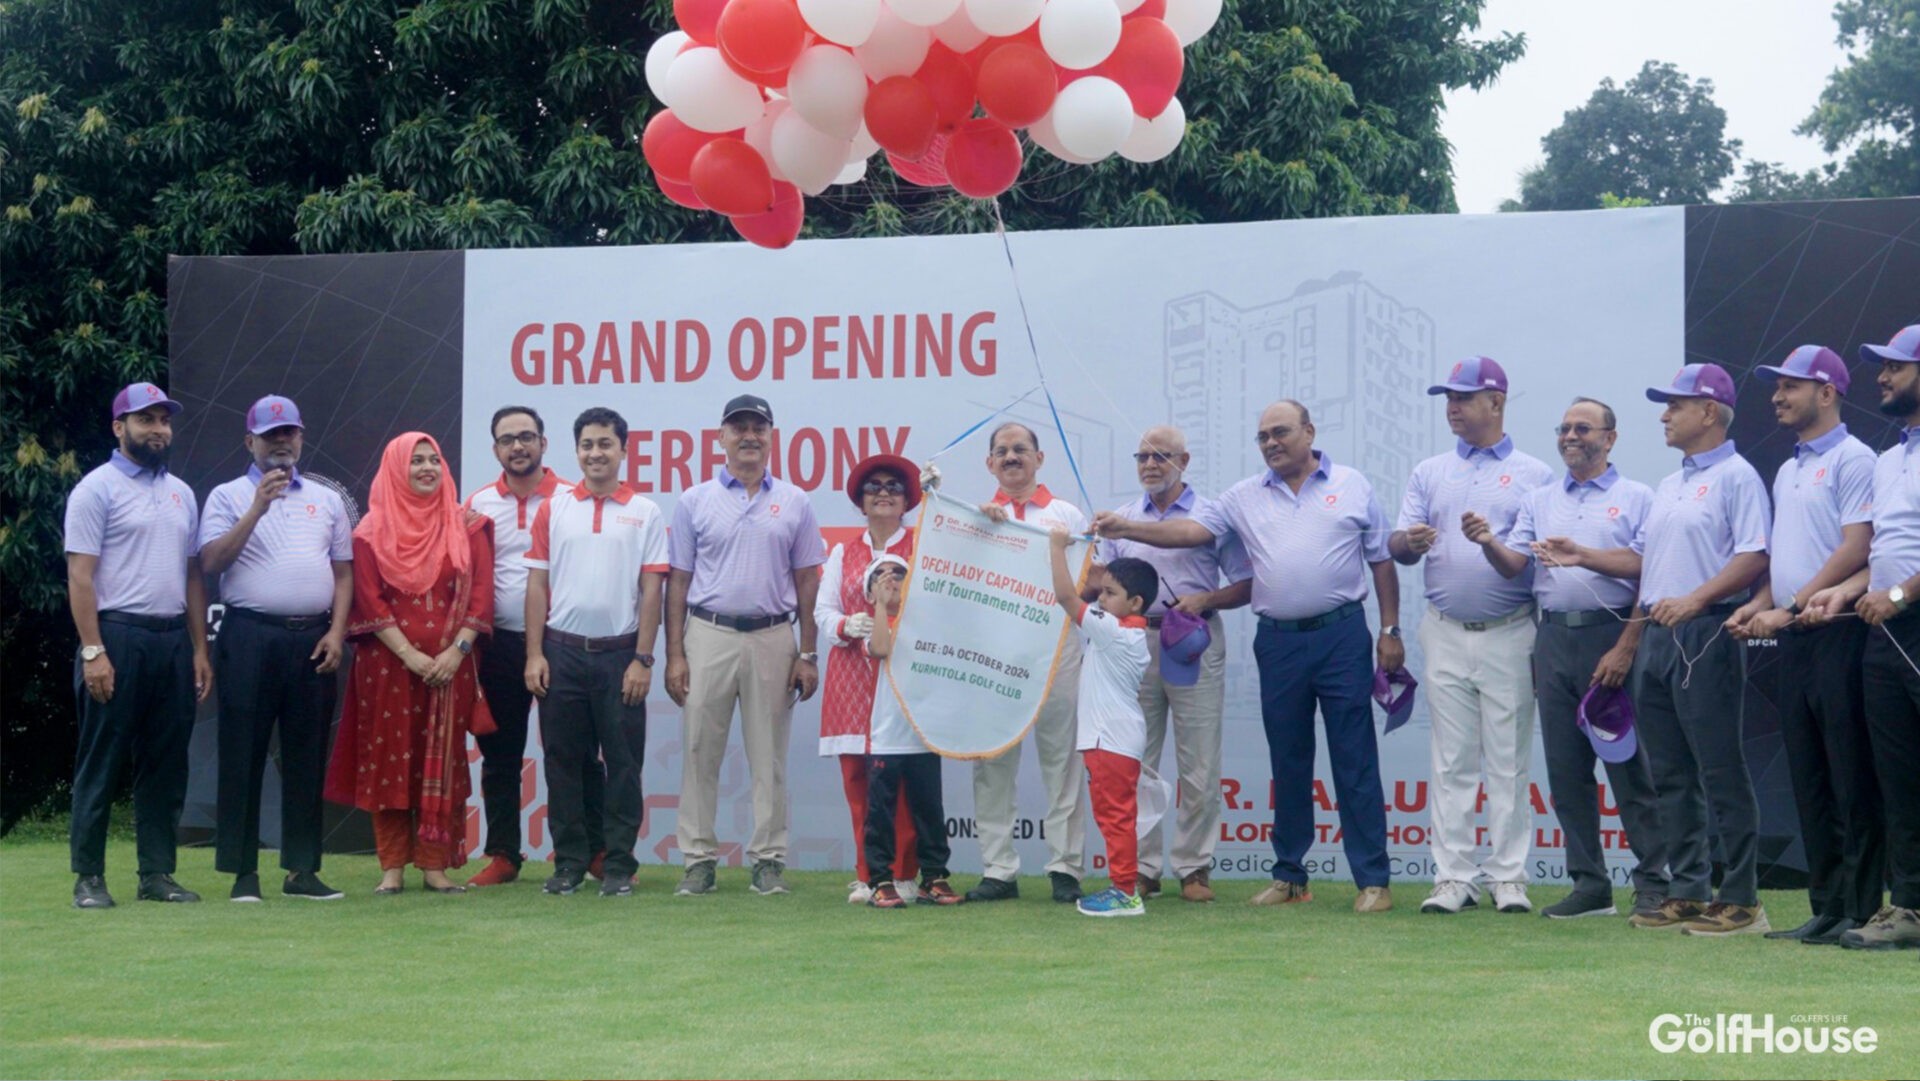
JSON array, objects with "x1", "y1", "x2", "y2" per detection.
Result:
[
  {"x1": 1607, "y1": 506, "x2": 1621, "y2": 519},
  {"x1": 769, "y1": 503, "x2": 782, "y2": 517},
  {"x1": 1499, "y1": 474, "x2": 1512, "y2": 487},
  {"x1": 1813, "y1": 467, "x2": 1828, "y2": 485},
  {"x1": 305, "y1": 503, "x2": 318, "y2": 516},
  {"x1": 170, "y1": 492, "x2": 182, "y2": 507},
  {"x1": 1694, "y1": 484, "x2": 1710, "y2": 501},
  {"x1": 1324, "y1": 494, "x2": 1338, "y2": 507}
]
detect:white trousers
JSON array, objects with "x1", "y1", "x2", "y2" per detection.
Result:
[
  {"x1": 1419, "y1": 610, "x2": 1537, "y2": 884},
  {"x1": 971, "y1": 637, "x2": 1087, "y2": 880}
]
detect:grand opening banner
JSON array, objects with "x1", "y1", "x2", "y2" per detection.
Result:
[{"x1": 168, "y1": 198, "x2": 1920, "y2": 885}]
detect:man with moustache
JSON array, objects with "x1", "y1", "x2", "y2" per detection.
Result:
[
  {"x1": 524, "y1": 407, "x2": 667, "y2": 898},
  {"x1": 1389, "y1": 358, "x2": 1555, "y2": 916},
  {"x1": 970, "y1": 421, "x2": 1095, "y2": 903},
  {"x1": 1094, "y1": 427, "x2": 1252, "y2": 903},
  {"x1": 1096, "y1": 401, "x2": 1404, "y2": 914},
  {"x1": 666, "y1": 395, "x2": 827, "y2": 897},
  {"x1": 1545, "y1": 364, "x2": 1771, "y2": 935},
  {"x1": 65, "y1": 383, "x2": 215, "y2": 908},
  {"x1": 200, "y1": 395, "x2": 352, "y2": 901},
  {"x1": 1465, "y1": 398, "x2": 1668, "y2": 922},
  {"x1": 464, "y1": 406, "x2": 606, "y2": 888},
  {"x1": 1725, "y1": 347, "x2": 1880, "y2": 945}
]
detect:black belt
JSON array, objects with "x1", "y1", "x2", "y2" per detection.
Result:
[
  {"x1": 99, "y1": 611, "x2": 186, "y2": 632},
  {"x1": 224, "y1": 606, "x2": 332, "y2": 632},
  {"x1": 1259, "y1": 600, "x2": 1362, "y2": 633},
  {"x1": 689, "y1": 606, "x2": 794, "y2": 633},
  {"x1": 1146, "y1": 611, "x2": 1213, "y2": 629},
  {"x1": 545, "y1": 628, "x2": 639, "y2": 653},
  {"x1": 1541, "y1": 607, "x2": 1632, "y2": 629}
]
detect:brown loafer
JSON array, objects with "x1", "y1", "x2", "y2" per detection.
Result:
[
  {"x1": 1179, "y1": 869, "x2": 1214, "y2": 903},
  {"x1": 1250, "y1": 880, "x2": 1312, "y2": 906},
  {"x1": 1354, "y1": 886, "x2": 1392, "y2": 913}
]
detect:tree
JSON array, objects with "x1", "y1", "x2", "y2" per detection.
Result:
[
  {"x1": 0, "y1": 0, "x2": 1523, "y2": 827},
  {"x1": 1797, "y1": 0, "x2": 1920, "y2": 199},
  {"x1": 1509, "y1": 60, "x2": 1739, "y2": 211}
]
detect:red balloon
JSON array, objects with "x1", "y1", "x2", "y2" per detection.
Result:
[
  {"x1": 674, "y1": 0, "x2": 728, "y2": 45},
  {"x1": 1094, "y1": 17, "x2": 1183, "y2": 116},
  {"x1": 888, "y1": 134, "x2": 951, "y2": 187},
  {"x1": 657, "y1": 175, "x2": 708, "y2": 210},
  {"x1": 1125, "y1": 0, "x2": 1167, "y2": 20},
  {"x1": 731, "y1": 180, "x2": 804, "y2": 248},
  {"x1": 864, "y1": 76, "x2": 939, "y2": 160},
  {"x1": 717, "y1": 0, "x2": 807, "y2": 78},
  {"x1": 943, "y1": 118, "x2": 1021, "y2": 198},
  {"x1": 976, "y1": 42, "x2": 1057, "y2": 129},
  {"x1": 689, "y1": 137, "x2": 776, "y2": 215},
  {"x1": 642, "y1": 110, "x2": 738, "y2": 185},
  {"x1": 719, "y1": 34, "x2": 808, "y2": 88},
  {"x1": 916, "y1": 44, "x2": 978, "y2": 133}
]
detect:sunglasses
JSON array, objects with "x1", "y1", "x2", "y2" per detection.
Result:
[{"x1": 862, "y1": 479, "x2": 907, "y2": 495}]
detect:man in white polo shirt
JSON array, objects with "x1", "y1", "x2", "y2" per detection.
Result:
[{"x1": 524, "y1": 407, "x2": 668, "y2": 898}]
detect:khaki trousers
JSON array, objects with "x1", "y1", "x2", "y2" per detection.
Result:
[
  {"x1": 676, "y1": 618, "x2": 796, "y2": 867},
  {"x1": 1137, "y1": 613, "x2": 1227, "y2": 881}
]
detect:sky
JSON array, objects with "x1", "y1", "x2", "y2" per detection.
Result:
[{"x1": 1442, "y1": 0, "x2": 1851, "y2": 213}]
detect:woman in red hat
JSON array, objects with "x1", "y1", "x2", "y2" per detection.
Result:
[{"x1": 813, "y1": 455, "x2": 923, "y2": 904}]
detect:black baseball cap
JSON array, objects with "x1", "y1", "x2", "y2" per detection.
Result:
[{"x1": 722, "y1": 394, "x2": 774, "y2": 424}]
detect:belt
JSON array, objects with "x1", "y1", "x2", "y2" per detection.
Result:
[
  {"x1": 1146, "y1": 611, "x2": 1214, "y2": 629},
  {"x1": 224, "y1": 606, "x2": 332, "y2": 632},
  {"x1": 689, "y1": 606, "x2": 794, "y2": 633},
  {"x1": 1540, "y1": 607, "x2": 1632, "y2": 630},
  {"x1": 1432, "y1": 604, "x2": 1534, "y2": 632},
  {"x1": 1258, "y1": 601, "x2": 1362, "y2": 633},
  {"x1": 544, "y1": 628, "x2": 639, "y2": 653},
  {"x1": 98, "y1": 611, "x2": 187, "y2": 632}
]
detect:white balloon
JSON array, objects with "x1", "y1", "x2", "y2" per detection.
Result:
[
  {"x1": 1039, "y1": 0, "x2": 1121, "y2": 70},
  {"x1": 1118, "y1": 96, "x2": 1184, "y2": 162},
  {"x1": 834, "y1": 158, "x2": 870, "y2": 185},
  {"x1": 1051, "y1": 75, "x2": 1132, "y2": 159},
  {"x1": 664, "y1": 48, "x2": 768, "y2": 133},
  {"x1": 850, "y1": 122, "x2": 881, "y2": 161},
  {"x1": 646, "y1": 31, "x2": 690, "y2": 105},
  {"x1": 931, "y1": 6, "x2": 990, "y2": 51},
  {"x1": 889, "y1": 0, "x2": 964, "y2": 28},
  {"x1": 853, "y1": 6, "x2": 932, "y2": 80},
  {"x1": 772, "y1": 109, "x2": 853, "y2": 195},
  {"x1": 964, "y1": 0, "x2": 1044, "y2": 37},
  {"x1": 1162, "y1": 0, "x2": 1222, "y2": 46},
  {"x1": 1112, "y1": 0, "x2": 1146, "y2": 13},
  {"x1": 743, "y1": 99, "x2": 793, "y2": 180},
  {"x1": 1026, "y1": 108, "x2": 1099, "y2": 164},
  {"x1": 799, "y1": 0, "x2": 883, "y2": 48},
  {"x1": 786, "y1": 45, "x2": 869, "y2": 139}
]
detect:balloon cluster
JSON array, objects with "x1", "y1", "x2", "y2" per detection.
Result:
[{"x1": 643, "y1": 0, "x2": 1223, "y2": 248}]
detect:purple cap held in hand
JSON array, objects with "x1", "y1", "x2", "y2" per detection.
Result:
[
  {"x1": 1755, "y1": 346, "x2": 1850, "y2": 394},
  {"x1": 1645, "y1": 363, "x2": 1737, "y2": 408},
  {"x1": 1578, "y1": 685, "x2": 1639, "y2": 764},
  {"x1": 1860, "y1": 324, "x2": 1920, "y2": 366},
  {"x1": 246, "y1": 395, "x2": 304, "y2": 434},
  {"x1": 1371, "y1": 666, "x2": 1418, "y2": 733},
  {"x1": 111, "y1": 382, "x2": 182, "y2": 420},
  {"x1": 1158, "y1": 607, "x2": 1210, "y2": 687},
  {"x1": 1428, "y1": 356, "x2": 1509, "y2": 396}
]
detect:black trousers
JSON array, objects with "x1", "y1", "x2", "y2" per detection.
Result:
[
  {"x1": 863, "y1": 753, "x2": 950, "y2": 887},
  {"x1": 1777, "y1": 622, "x2": 1883, "y2": 920},
  {"x1": 69, "y1": 619, "x2": 194, "y2": 876},
  {"x1": 1534, "y1": 620, "x2": 1669, "y2": 898},
  {"x1": 213, "y1": 612, "x2": 335, "y2": 875},
  {"x1": 1860, "y1": 612, "x2": 1920, "y2": 910},
  {"x1": 476, "y1": 629, "x2": 602, "y2": 865},
  {"x1": 542, "y1": 641, "x2": 645, "y2": 878}
]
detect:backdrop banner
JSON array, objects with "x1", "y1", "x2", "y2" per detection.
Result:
[{"x1": 167, "y1": 198, "x2": 1920, "y2": 885}]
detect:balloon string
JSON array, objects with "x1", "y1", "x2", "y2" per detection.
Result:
[{"x1": 925, "y1": 383, "x2": 1045, "y2": 463}]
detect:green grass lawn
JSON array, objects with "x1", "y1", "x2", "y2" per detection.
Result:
[{"x1": 1, "y1": 836, "x2": 1914, "y2": 1080}]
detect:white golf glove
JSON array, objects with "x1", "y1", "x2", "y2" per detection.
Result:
[
  {"x1": 842, "y1": 613, "x2": 875, "y2": 639},
  {"x1": 919, "y1": 462, "x2": 942, "y2": 491}
]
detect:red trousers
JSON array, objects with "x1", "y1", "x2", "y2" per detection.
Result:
[
  {"x1": 373, "y1": 809, "x2": 454, "y2": 871},
  {"x1": 840, "y1": 754, "x2": 918, "y2": 882},
  {"x1": 1085, "y1": 748, "x2": 1141, "y2": 895}
]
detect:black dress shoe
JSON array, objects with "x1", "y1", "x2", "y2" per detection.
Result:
[
  {"x1": 1764, "y1": 914, "x2": 1840, "y2": 940},
  {"x1": 1802, "y1": 916, "x2": 1860, "y2": 945},
  {"x1": 137, "y1": 873, "x2": 201, "y2": 903},
  {"x1": 73, "y1": 874, "x2": 115, "y2": 909},
  {"x1": 964, "y1": 876, "x2": 1019, "y2": 902},
  {"x1": 1049, "y1": 872, "x2": 1083, "y2": 903},
  {"x1": 1139, "y1": 876, "x2": 1162, "y2": 900}
]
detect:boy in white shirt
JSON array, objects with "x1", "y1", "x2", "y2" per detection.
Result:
[{"x1": 1048, "y1": 525, "x2": 1157, "y2": 917}]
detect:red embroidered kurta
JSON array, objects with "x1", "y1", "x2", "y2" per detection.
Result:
[{"x1": 817, "y1": 529, "x2": 914, "y2": 755}]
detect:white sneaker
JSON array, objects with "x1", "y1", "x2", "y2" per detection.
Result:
[
  {"x1": 1420, "y1": 879, "x2": 1481, "y2": 914},
  {"x1": 847, "y1": 880, "x2": 873, "y2": 905},
  {"x1": 1493, "y1": 881, "x2": 1532, "y2": 913},
  {"x1": 892, "y1": 879, "x2": 920, "y2": 904}
]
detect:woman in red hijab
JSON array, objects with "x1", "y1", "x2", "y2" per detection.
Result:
[{"x1": 324, "y1": 434, "x2": 494, "y2": 894}]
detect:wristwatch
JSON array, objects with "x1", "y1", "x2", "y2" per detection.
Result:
[
  {"x1": 455, "y1": 638, "x2": 473, "y2": 655},
  {"x1": 798, "y1": 651, "x2": 819, "y2": 664},
  {"x1": 80, "y1": 645, "x2": 107, "y2": 662},
  {"x1": 635, "y1": 653, "x2": 655, "y2": 668},
  {"x1": 1380, "y1": 625, "x2": 1401, "y2": 639},
  {"x1": 1784, "y1": 598, "x2": 1803, "y2": 617},
  {"x1": 1892, "y1": 586, "x2": 1908, "y2": 612}
]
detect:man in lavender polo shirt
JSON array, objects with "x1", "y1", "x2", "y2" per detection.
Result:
[
  {"x1": 1726, "y1": 346, "x2": 1880, "y2": 945},
  {"x1": 1388, "y1": 357, "x2": 1555, "y2": 916},
  {"x1": 64, "y1": 383, "x2": 214, "y2": 909},
  {"x1": 200, "y1": 395, "x2": 353, "y2": 902},
  {"x1": 665, "y1": 394, "x2": 827, "y2": 897},
  {"x1": 1095, "y1": 426, "x2": 1252, "y2": 903},
  {"x1": 1096, "y1": 401, "x2": 1405, "y2": 914},
  {"x1": 1553, "y1": 363, "x2": 1772, "y2": 936}
]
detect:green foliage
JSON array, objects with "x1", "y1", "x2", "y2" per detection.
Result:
[
  {"x1": 1797, "y1": 0, "x2": 1920, "y2": 198},
  {"x1": 1597, "y1": 192, "x2": 1653, "y2": 209}
]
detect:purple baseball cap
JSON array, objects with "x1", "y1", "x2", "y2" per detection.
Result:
[
  {"x1": 1578, "y1": 685, "x2": 1639, "y2": 764},
  {"x1": 1428, "y1": 356, "x2": 1509, "y2": 396},
  {"x1": 1755, "y1": 345, "x2": 1850, "y2": 394},
  {"x1": 1371, "y1": 666, "x2": 1418, "y2": 733},
  {"x1": 1646, "y1": 363, "x2": 1737, "y2": 407},
  {"x1": 1158, "y1": 607, "x2": 1210, "y2": 687},
  {"x1": 1861, "y1": 324, "x2": 1920, "y2": 365},
  {"x1": 246, "y1": 394, "x2": 304, "y2": 434},
  {"x1": 111, "y1": 382, "x2": 181, "y2": 420}
]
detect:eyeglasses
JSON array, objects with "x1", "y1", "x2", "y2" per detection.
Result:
[
  {"x1": 1552, "y1": 424, "x2": 1614, "y2": 438},
  {"x1": 1132, "y1": 451, "x2": 1176, "y2": 465},
  {"x1": 494, "y1": 431, "x2": 541, "y2": 447},
  {"x1": 861, "y1": 479, "x2": 907, "y2": 496}
]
